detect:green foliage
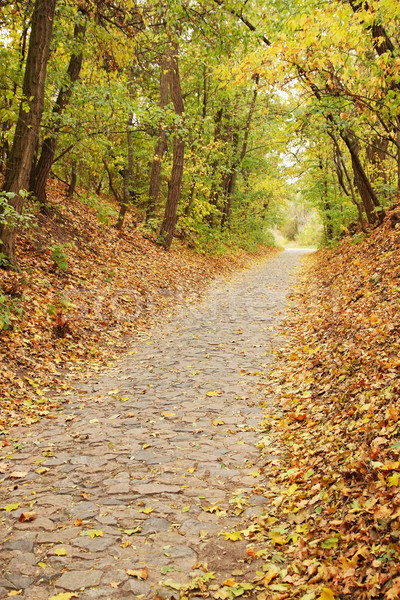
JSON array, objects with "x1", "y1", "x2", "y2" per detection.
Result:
[
  {"x1": 51, "y1": 244, "x2": 69, "y2": 271},
  {"x1": 0, "y1": 191, "x2": 34, "y2": 228},
  {"x1": 81, "y1": 192, "x2": 118, "y2": 226},
  {"x1": 0, "y1": 292, "x2": 23, "y2": 331}
]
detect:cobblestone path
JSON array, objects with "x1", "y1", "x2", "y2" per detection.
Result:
[{"x1": 0, "y1": 249, "x2": 311, "y2": 600}]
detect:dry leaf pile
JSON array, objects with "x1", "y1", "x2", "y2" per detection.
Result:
[
  {"x1": 246, "y1": 203, "x2": 400, "y2": 600},
  {"x1": 0, "y1": 180, "x2": 274, "y2": 430}
]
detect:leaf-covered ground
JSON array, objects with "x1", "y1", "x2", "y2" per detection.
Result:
[
  {"x1": 0, "y1": 181, "x2": 276, "y2": 431},
  {"x1": 237, "y1": 204, "x2": 400, "y2": 600}
]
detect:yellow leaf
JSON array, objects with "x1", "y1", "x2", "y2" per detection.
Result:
[
  {"x1": 206, "y1": 391, "x2": 222, "y2": 397},
  {"x1": 221, "y1": 531, "x2": 242, "y2": 541},
  {"x1": 142, "y1": 443, "x2": 150, "y2": 449},
  {"x1": 8, "y1": 592, "x2": 22, "y2": 597},
  {"x1": 126, "y1": 566, "x2": 148, "y2": 580},
  {"x1": 121, "y1": 540, "x2": 131, "y2": 548},
  {"x1": 0, "y1": 503, "x2": 20, "y2": 512},
  {"x1": 80, "y1": 529, "x2": 104, "y2": 539},
  {"x1": 213, "y1": 419, "x2": 225, "y2": 426},
  {"x1": 139, "y1": 507, "x2": 154, "y2": 514},
  {"x1": 318, "y1": 589, "x2": 336, "y2": 600},
  {"x1": 54, "y1": 548, "x2": 68, "y2": 556},
  {"x1": 35, "y1": 467, "x2": 49, "y2": 475},
  {"x1": 48, "y1": 594, "x2": 78, "y2": 600},
  {"x1": 109, "y1": 581, "x2": 120, "y2": 589},
  {"x1": 187, "y1": 468, "x2": 196, "y2": 473}
]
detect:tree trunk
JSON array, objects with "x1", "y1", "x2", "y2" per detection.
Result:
[
  {"x1": 340, "y1": 130, "x2": 384, "y2": 224},
  {"x1": 0, "y1": 0, "x2": 56, "y2": 268},
  {"x1": 67, "y1": 162, "x2": 77, "y2": 198},
  {"x1": 30, "y1": 6, "x2": 87, "y2": 213},
  {"x1": 146, "y1": 54, "x2": 170, "y2": 223},
  {"x1": 159, "y1": 42, "x2": 185, "y2": 251},
  {"x1": 329, "y1": 132, "x2": 367, "y2": 232}
]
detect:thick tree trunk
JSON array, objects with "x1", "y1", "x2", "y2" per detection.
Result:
[
  {"x1": 340, "y1": 131, "x2": 384, "y2": 224},
  {"x1": 159, "y1": 42, "x2": 185, "y2": 251},
  {"x1": 329, "y1": 132, "x2": 367, "y2": 232},
  {"x1": 30, "y1": 7, "x2": 87, "y2": 213},
  {"x1": 146, "y1": 55, "x2": 170, "y2": 223},
  {"x1": 0, "y1": 0, "x2": 56, "y2": 267}
]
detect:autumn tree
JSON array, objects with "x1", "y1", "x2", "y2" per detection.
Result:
[{"x1": 0, "y1": 0, "x2": 56, "y2": 267}]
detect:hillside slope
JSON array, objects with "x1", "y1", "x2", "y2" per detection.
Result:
[
  {"x1": 251, "y1": 202, "x2": 400, "y2": 599},
  {"x1": 0, "y1": 181, "x2": 275, "y2": 430}
]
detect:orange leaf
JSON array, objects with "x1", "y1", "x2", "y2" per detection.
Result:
[
  {"x1": 263, "y1": 570, "x2": 278, "y2": 586},
  {"x1": 223, "y1": 579, "x2": 236, "y2": 587},
  {"x1": 126, "y1": 567, "x2": 148, "y2": 580},
  {"x1": 18, "y1": 511, "x2": 36, "y2": 522}
]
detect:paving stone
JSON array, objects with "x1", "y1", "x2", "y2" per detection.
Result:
[
  {"x1": 122, "y1": 579, "x2": 152, "y2": 594},
  {"x1": 55, "y1": 569, "x2": 103, "y2": 590},
  {"x1": 5, "y1": 574, "x2": 35, "y2": 589},
  {"x1": 3, "y1": 538, "x2": 35, "y2": 552},
  {"x1": 72, "y1": 535, "x2": 117, "y2": 552},
  {"x1": 68, "y1": 502, "x2": 99, "y2": 519},
  {"x1": 140, "y1": 517, "x2": 171, "y2": 534}
]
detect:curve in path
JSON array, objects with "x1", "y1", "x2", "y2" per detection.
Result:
[{"x1": 0, "y1": 249, "x2": 310, "y2": 599}]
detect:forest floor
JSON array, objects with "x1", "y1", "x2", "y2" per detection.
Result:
[
  {"x1": 1, "y1": 184, "x2": 400, "y2": 600},
  {"x1": 0, "y1": 180, "x2": 277, "y2": 430},
  {"x1": 0, "y1": 246, "x2": 308, "y2": 600}
]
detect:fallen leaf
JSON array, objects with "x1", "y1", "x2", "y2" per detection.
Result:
[
  {"x1": 109, "y1": 581, "x2": 120, "y2": 589},
  {"x1": 220, "y1": 531, "x2": 242, "y2": 541},
  {"x1": 318, "y1": 589, "x2": 336, "y2": 600},
  {"x1": 80, "y1": 529, "x2": 103, "y2": 538},
  {"x1": 206, "y1": 391, "x2": 222, "y2": 397},
  {"x1": 263, "y1": 570, "x2": 278, "y2": 586},
  {"x1": 126, "y1": 566, "x2": 148, "y2": 580},
  {"x1": 48, "y1": 593, "x2": 78, "y2": 600},
  {"x1": 9, "y1": 471, "x2": 27, "y2": 479},
  {"x1": 0, "y1": 503, "x2": 20, "y2": 512},
  {"x1": 54, "y1": 548, "x2": 68, "y2": 556},
  {"x1": 18, "y1": 511, "x2": 36, "y2": 522}
]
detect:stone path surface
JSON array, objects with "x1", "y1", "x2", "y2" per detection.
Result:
[{"x1": 0, "y1": 249, "x2": 311, "y2": 600}]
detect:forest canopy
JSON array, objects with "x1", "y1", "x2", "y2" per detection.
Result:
[{"x1": 1, "y1": 0, "x2": 400, "y2": 266}]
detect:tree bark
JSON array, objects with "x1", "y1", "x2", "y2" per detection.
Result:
[
  {"x1": 159, "y1": 42, "x2": 185, "y2": 251},
  {"x1": 67, "y1": 162, "x2": 77, "y2": 198},
  {"x1": 146, "y1": 54, "x2": 170, "y2": 223},
  {"x1": 30, "y1": 5, "x2": 87, "y2": 213},
  {"x1": 0, "y1": 0, "x2": 56, "y2": 268}
]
